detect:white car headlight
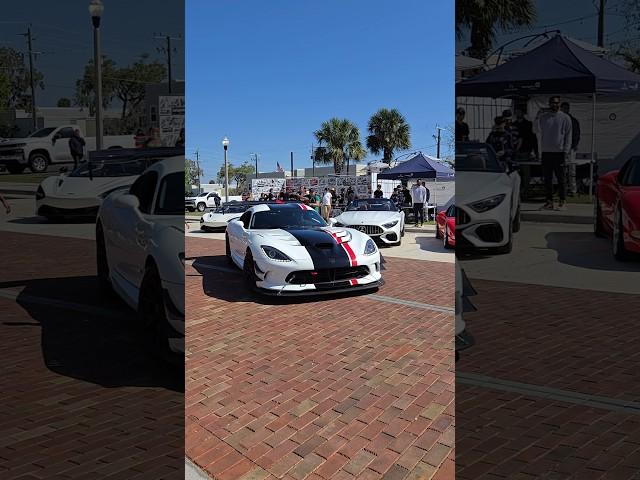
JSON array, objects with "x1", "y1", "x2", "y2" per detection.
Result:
[
  {"x1": 468, "y1": 194, "x2": 506, "y2": 213},
  {"x1": 261, "y1": 245, "x2": 292, "y2": 262},
  {"x1": 364, "y1": 239, "x2": 377, "y2": 255},
  {"x1": 382, "y1": 220, "x2": 398, "y2": 229}
]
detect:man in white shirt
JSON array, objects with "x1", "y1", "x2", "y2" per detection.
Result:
[
  {"x1": 411, "y1": 180, "x2": 428, "y2": 227},
  {"x1": 321, "y1": 188, "x2": 332, "y2": 221},
  {"x1": 534, "y1": 96, "x2": 572, "y2": 211}
]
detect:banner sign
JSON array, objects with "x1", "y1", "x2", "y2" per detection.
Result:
[
  {"x1": 251, "y1": 178, "x2": 286, "y2": 196},
  {"x1": 158, "y1": 95, "x2": 185, "y2": 147}
]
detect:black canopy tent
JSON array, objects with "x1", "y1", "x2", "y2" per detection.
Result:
[{"x1": 457, "y1": 34, "x2": 640, "y2": 196}]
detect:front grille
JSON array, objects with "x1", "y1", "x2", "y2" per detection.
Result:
[
  {"x1": 286, "y1": 266, "x2": 370, "y2": 284},
  {"x1": 476, "y1": 224, "x2": 503, "y2": 243},
  {"x1": 348, "y1": 225, "x2": 383, "y2": 235},
  {"x1": 456, "y1": 207, "x2": 470, "y2": 225}
]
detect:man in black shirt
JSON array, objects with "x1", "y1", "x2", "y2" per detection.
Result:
[
  {"x1": 373, "y1": 185, "x2": 384, "y2": 198},
  {"x1": 455, "y1": 107, "x2": 470, "y2": 142}
]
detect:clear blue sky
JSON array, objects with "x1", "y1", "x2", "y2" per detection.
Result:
[
  {"x1": 186, "y1": 0, "x2": 454, "y2": 183},
  {"x1": 0, "y1": 0, "x2": 184, "y2": 107}
]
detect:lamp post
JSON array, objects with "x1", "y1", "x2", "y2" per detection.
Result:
[
  {"x1": 89, "y1": 0, "x2": 104, "y2": 151},
  {"x1": 222, "y1": 137, "x2": 229, "y2": 203}
]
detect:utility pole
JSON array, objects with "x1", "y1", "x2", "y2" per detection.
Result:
[
  {"x1": 311, "y1": 144, "x2": 315, "y2": 176},
  {"x1": 155, "y1": 33, "x2": 181, "y2": 93},
  {"x1": 434, "y1": 126, "x2": 443, "y2": 158},
  {"x1": 597, "y1": 0, "x2": 605, "y2": 47},
  {"x1": 251, "y1": 153, "x2": 259, "y2": 179},
  {"x1": 20, "y1": 27, "x2": 37, "y2": 131},
  {"x1": 291, "y1": 152, "x2": 294, "y2": 178}
]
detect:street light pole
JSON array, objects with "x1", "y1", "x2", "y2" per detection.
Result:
[
  {"x1": 89, "y1": 0, "x2": 104, "y2": 151},
  {"x1": 223, "y1": 137, "x2": 229, "y2": 203}
]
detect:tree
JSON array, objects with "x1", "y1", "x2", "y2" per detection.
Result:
[
  {"x1": 314, "y1": 118, "x2": 367, "y2": 174},
  {"x1": 185, "y1": 158, "x2": 203, "y2": 194},
  {"x1": 75, "y1": 57, "x2": 118, "y2": 115},
  {"x1": 366, "y1": 108, "x2": 411, "y2": 165},
  {"x1": 57, "y1": 97, "x2": 71, "y2": 107},
  {"x1": 456, "y1": 0, "x2": 536, "y2": 59},
  {"x1": 113, "y1": 55, "x2": 166, "y2": 120},
  {"x1": 0, "y1": 47, "x2": 45, "y2": 110},
  {"x1": 217, "y1": 162, "x2": 233, "y2": 185},
  {"x1": 232, "y1": 161, "x2": 256, "y2": 189}
]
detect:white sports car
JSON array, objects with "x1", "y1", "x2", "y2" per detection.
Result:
[
  {"x1": 455, "y1": 142, "x2": 521, "y2": 254},
  {"x1": 200, "y1": 202, "x2": 250, "y2": 231},
  {"x1": 36, "y1": 147, "x2": 182, "y2": 220},
  {"x1": 226, "y1": 202, "x2": 384, "y2": 295},
  {"x1": 96, "y1": 156, "x2": 185, "y2": 359},
  {"x1": 332, "y1": 198, "x2": 405, "y2": 246}
]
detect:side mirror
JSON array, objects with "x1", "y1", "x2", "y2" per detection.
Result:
[
  {"x1": 113, "y1": 194, "x2": 140, "y2": 211},
  {"x1": 328, "y1": 218, "x2": 337, "y2": 226}
]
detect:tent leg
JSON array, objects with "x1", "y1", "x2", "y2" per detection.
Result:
[{"x1": 589, "y1": 93, "x2": 596, "y2": 200}]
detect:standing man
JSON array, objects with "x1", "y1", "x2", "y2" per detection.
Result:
[
  {"x1": 411, "y1": 180, "x2": 427, "y2": 227},
  {"x1": 69, "y1": 129, "x2": 86, "y2": 170},
  {"x1": 373, "y1": 184, "x2": 384, "y2": 198},
  {"x1": 534, "y1": 96, "x2": 572, "y2": 210},
  {"x1": 309, "y1": 189, "x2": 321, "y2": 213},
  {"x1": 422, "y1": 181, "x2": 431, "y2": 220},
  {"x1": 455, "y1": 107, "x2": 470, "y2": 142},
  {"x1": 560, "y1": 102, "x2": 581, "y2": 196},
  {"x1": 213, "y1": 192, "x2": 221, "y2": 208},
  {"x1": 321, "y1": 188, "x2": 332, "y2": 221}
]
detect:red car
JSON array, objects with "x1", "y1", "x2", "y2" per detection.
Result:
[
  {"x1": 595, "y1": 155, "x2": 640, "y2": 260},
  {"x1": 435, "y1": 204, "x2": 456, "y2": 249}
]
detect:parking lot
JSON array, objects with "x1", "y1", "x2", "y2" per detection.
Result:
[{"x1": 185, "y1": 225, "x2": 455, "y2": 479}]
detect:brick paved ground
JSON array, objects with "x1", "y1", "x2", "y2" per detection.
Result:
[
  {"x1": 457, "y1": 277, "x2": 640, "y2": 479},
  {"x1": 185, "y1": 237, "x2": 455, "y2": 480},
  {"x1": 0, "y1": 232, "x2": 183, "y2": 479}
]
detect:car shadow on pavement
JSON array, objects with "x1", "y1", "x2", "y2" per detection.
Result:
[
  {"x1": 415, "y1": 235, "x2": 450, "y2": 253},
  {"x1": 190, "y1": 255, "x2": 379, "y2": 305},
  {"x1": 545, "y1": 231, "x2": 640, "y2": 271},
  {"x1": 0, "y1": 275, "x2": 183, "y2": 392},
  {"x1": 9, "y1": 216, "x2": 95, "y2": 225}
]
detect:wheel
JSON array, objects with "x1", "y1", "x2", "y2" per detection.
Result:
[
  {"x1": 435, "y1": 224, "x2": 441, "y2": 239},
  {"x1": 594, "y1": 197, "x2": 605, "y2": 238},
  {"x1": 225, "y1": 234, "x2": 234, "y2": 265},
  {"x1": 401, "y1": 224, "x2": 405, "y2": 238},
  {"x1": 197, "y1": 202, "x2": 206, "y2": 212},
  {"x1": 443, "y1": 226, "x2": 453, "y2": 249},
  {"x1": 200, "y1": 225, "x2": 210, "y2": 232},
  {"x1": 139, "y1": 263, "x2": 174, "y2": 362},
  {"x1": 613, "y1": 207, "x2": 630, "y2": 261},
  {"x1": 6, "y1": 165, "x2": 25, "y2": 174},
  {"x1": 29, "y1": 152, "x2": 49, "y2": 173},
  {"x1": 512, "y1": 206, "x2": 521, "y2": 233},
  {"x1": 243, "y1": 248, "x2": 258, "y2": 290},
  {"x1": 96, "y1": 223, "x2": 112, "y2": 293}
]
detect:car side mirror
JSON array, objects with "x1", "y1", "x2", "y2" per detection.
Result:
[{"x1": 113, "y1": 193, "x2": 140, "y2": 211}]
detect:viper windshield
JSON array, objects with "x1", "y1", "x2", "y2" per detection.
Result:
[
  {"x1": 215, "y1": 204, "x2": 248, "y2": 214},
  {"x1": 251, "y1": 208, "x2": 327, "y2": 229},
  {"x1": 69, "y1": 158, "x2": 156, "y2": 178},
  {"x1": 347, "y1": 198, "x2": 396, "y2": 211}
]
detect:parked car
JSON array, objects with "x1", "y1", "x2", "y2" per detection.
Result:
[
  {"x1": 455, "y1": 142, "x2": 521, "y2": 254},
  {"x1": 226, "y1": 202, "x2": 383, "y2": 295},
  {"x1": 186, "y1": 191, "x2": 221, "y2": 212},
  {"x1": 96, "y1": 156, "x2": 185, "y2": 359},
  {"x1": 455, "y1": 262, "x2": 477, "y2": 361},
  {"x1": 594, "y1": 155, "x2": 640, "y2": 260},
  {"x1": 200, "y1": 202, "x2": 251, "y2": 231},
  {"x1": 36, "y1": 147, "x2": 182, "y2": 221},
  {"x1": 435, "y1": 201, "x2": 456, "y2": 249},
  {"x1": 0, "y1": 125, "x2": 134, "y2": 174},
  {"x1": 332, "y1": 198, "x2": 405, "y2": 246}
]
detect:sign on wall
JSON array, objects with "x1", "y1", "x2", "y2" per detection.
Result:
[
  {"x1": 158, "y1": 95, "x2": 185, "y2": 147},
  {"x1": 251, "y1": 178, "x2": 286, "y2": 196}
]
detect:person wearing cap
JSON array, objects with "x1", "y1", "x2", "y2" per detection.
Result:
[
  {"x1": 486, "y1": 116, "x2": 513, "y2": 162},
  {"x1": 455, "y1": 107, "x2": 470, "y2": 142}
]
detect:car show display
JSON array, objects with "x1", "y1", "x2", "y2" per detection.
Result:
[{"x1": 332, "y1": 198, "x2": 405, "y2": 246}]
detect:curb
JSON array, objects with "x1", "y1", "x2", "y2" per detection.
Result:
[{"x1": 185, "y1": 458, "x2": 211, "y2": 479}]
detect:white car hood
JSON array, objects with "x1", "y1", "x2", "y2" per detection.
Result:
[
  {"x1": 336, "y1": 210, "x2": 400, "y2": 225},
  {"x1": 41, "y1": 175, "x2": 135, "y2": 198},
  {"x1": 202, "y1": 212, "x2": 242, "y2": 222},
  {"x1": 455, "y1": 171, "x2": 512, "y2": 203}
]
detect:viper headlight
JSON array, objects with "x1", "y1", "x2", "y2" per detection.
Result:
[
  {"x1": 382, "y1": 220, "x2": 398, "y2": 229},
  {"x1": 261, "y1": 245, "x2": 292, "y2": 262},
  {"x1": 364, "y1": 239, "x2": 377, "y2": 255},
  {"x1": 35, "y1": 185, "x2": 45, "y2": 200},
  {"x1": 468, "y1": 194, "x2": 506, "y2": 213}
]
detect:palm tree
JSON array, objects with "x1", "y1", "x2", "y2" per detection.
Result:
[
  {"x1": 456, "y1": 0, "x2": 536, "y2": 59},
  {"x1": 313, "y1": 118, "x2": 367, "y2": 175},
  {"x1": 366, "y1": 108, "x2": 411, "y2": 165}
]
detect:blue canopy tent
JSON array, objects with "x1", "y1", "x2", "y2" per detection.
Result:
[
  {"x1": 377, "y1": 153, "x2": 454, "y2": 180},
  {"x1": 456, "y1": 34, "x2": 640, "y2": 196}
]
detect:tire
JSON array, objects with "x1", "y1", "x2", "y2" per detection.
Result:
[
  {"x1": 435, "y1": 224, "x2": 441, "y2": 239},
  {"x1": 401, "y1": 224, "x2": 405, "y2": 238},
  {"x1": 200, "y1": 225, "x2": 210, "y2": 232},
  {"x1": 512, "y1": 206, "x2": 521, "y2": 233},
  {"x1": 594, "y1": 198, "x2": 605, "y2": 238},
  {"x1": 96, "y1": 223, "x2": 112, "y2": 293},
  {"x1": 613, "y1": 207, "x2": 630, "y2": 261},
  {"x1": 443, "y1": 225, "x2": 453, "y2": 249},
  {"x1": 243, "y1": 248, "x2": 258, "y2": 290},
  {"x1": 139, "y1": 263, "x2": 174, "y2": 362},
  {"x1": 6, "y1": 165, "x2": 25, "y2": 174},
  {"x1": 28, "y1": 152, "x2": 49, "y2": 173},
  {"x1": 225, "y1": 234, "x2": 234, "y2": 265},
  {"x1": 197, "y1": 202, "x2": 206, "y2": 212}
]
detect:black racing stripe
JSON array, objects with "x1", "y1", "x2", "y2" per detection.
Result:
[{"x1": 286, "y1": 228, "x2": 351, "y2": 269}]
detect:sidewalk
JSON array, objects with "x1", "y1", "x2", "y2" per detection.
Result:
[
  {"x1": 520, "y1": 201, "x2": 593, "y2": 224},
  {"x1": 0, "y1": 182, "x2": 38, "y2": 195}
]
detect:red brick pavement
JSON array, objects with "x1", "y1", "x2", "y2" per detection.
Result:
[
  {"x1": 0, "y1": 232, "x2": 183, "y2": 479},
  {"x1": 457, "y1": 277, "x2": 640, "y2": 479},
  {"x1": 185, "y1": 237, "x2": 454, "y2": 479}
]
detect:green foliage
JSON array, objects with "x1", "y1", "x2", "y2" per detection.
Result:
[
  {"x1": 216, "y1": 161, "x2": 255, "y2": 188},
  {"x1": 0, "y1": 47, "x2": 45, "y2": 110},
  {"x1": 366, "y1": 108, "x2": 411, "y2": 164},
  {"x1": 185, "y1": 158, "x2": 203, "y2": 193},
  {"x1": 56, "y1": 97, "x2": 71, "y2": 107},
  {"x1": 313, "y1": 118, "x2": 366, "y2": 174}
]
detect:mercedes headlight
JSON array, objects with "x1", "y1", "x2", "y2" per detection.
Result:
[
  {"x1": 364, "y1": 239, "x2": 377, "y2": 255},
  {"x1": 382, "y1": 220, "x2": 398, "y2": 229},
  {"x1": 261, "y1": 245, "x2": 292, "y2": 262},
  {"x1": 468, "y1": 194, "x2": 506, "y2": 213}
]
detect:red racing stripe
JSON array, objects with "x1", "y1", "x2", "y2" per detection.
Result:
[
  {"x1": 341, "y1": 241, "x2": 358, "y2": 267},
  {"x1": 350, "y1": 279, "x2": 358, "y2": 286}
]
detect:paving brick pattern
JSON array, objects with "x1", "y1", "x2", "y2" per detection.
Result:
[
  {"x1": 0, "y1": 232, "x2": 184, "y2": 479},
  {"x1": 186, "y1": 237, "x2": 454, "y2": 479},
  {"x1": 457, "y1": 277, "x2": 640, "y2": 479}
]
